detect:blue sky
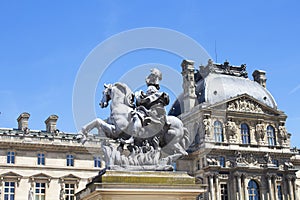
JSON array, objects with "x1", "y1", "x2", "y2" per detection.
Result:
[{"x1": 1, "y1": 1, "x2": 300, "y2": 146}]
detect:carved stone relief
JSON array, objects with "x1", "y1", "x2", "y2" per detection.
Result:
[
  {"x1": 225, "y1": 120, "x2": 238, "y2": 142},
  {"x1": 278, "y1": 125, "x2": 288, "y2": 141},
  {"x1": 255, "y1": 123, "x2": 265, "y2": 143},
  {"x1": 203, "y1": 117, "x2": 212, "y2": 137},
  {"x1": 227, "y1": 98, "x2": 263, "y2": 113}
]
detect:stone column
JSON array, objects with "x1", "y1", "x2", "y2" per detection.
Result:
[
  {"x1": 282, "y1": 177, "x2": 288, "y2": 200},
  {"x1": 293, "y1": 179, "x2": 298, "y2": 200},
  {"x1": 209, "y1": 174, "x2": 215, "y2": 200},
  {"x1": 267, "y1": 174, "x2": 273, "y2": 200},
  {"x1": 231, "y1": 174, "x2": 237, "y2": 200},
  {"x1": 215, "y1": 174, "x2": 220, "y2": 200},
  {"x1": 287, "y1": 175, "x2": 294, "y2": 200},
  {"x1": 236, "y1": 173, "x2": 242, "y2": 200},
  {"x1": 273, "y1": 175, "x2": 278, "y2": 200},
  {"x1": 244, "y1": 177, "x2": 249, "y2": 200}
]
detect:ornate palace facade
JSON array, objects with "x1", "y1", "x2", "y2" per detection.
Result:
[
  {"x1": 1, "y1": 60, "x2": 299, "y2": 200},
  {"x1": 171, "y1": 60, "x2": 299, "y2": 200},
  {"x1": 0, "y1": 113, "x2": 103, "y2": 200}
]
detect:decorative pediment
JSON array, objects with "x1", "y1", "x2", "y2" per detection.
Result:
[
  {"x1": 0, "y1": 171, "x2": 22, "y2": 185},
  {"x1": 29, "y1": 173, "x2": 52, "y2": 186},
  {"x1": 208, "y1": 94, "x2": 283, "y2": 116},
  {"x1": 59, "y1": 174, "x2": 80, "y2": 187},
  {"x1": 1, "y1": 171, "x2": 22, "y2": 178},
  {"x1": 227, "y1": 97, "x2": 264, "y2": 114}
]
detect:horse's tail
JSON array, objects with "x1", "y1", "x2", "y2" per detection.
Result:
[{"x1": 180, "y1": 127, "x2": 190, "y2": 149}]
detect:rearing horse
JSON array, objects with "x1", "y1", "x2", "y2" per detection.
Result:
[{"x1": 80, "y1": 82, "x2": 190, "y2": 156}]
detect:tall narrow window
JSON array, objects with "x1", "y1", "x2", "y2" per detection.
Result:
[
  {"x1": 65, "y1": 183, "x2": 75, "y2": 200},
  {"x1": 196, "y1": 160, "x2": 201, "y2": 170},
  {"x1": 35, "y1": 182, "x2": 46, "y2": 200},
  {"x1": 67, "y1": 155, "x2": 74, "y2": 167},
  {"x1": 37, "y1": 153, "x2": 45, "y2": 165},
  {"x1": 94, "y1": 156, "x2": 101, "y2": 168},
  {"x1": 220, "y1": 183, "x2": 228, "y2": 200},
  {"x1": 241, "y1": 123, "x2": 250, "y2": 144},
  {"x1": 277, "y1": 185, "x2": 283, "y2": 200},
  {"x1": 214, "y1": 121, "x2": 223, "y2": 142},
  {"x1": 267, "y1": 125, "x2": 276, "y2": 146},
  {"x1": 4, "y1": 182, "x2": 15, "y2": 200},
  {"x1": 219, "y1": 156, "x2": 225, "y2": 167},
  {"x1": 248, "y1": 180, "x2": 260, "y2": 200},
  {"x1": 7, "y1": 151, "x2": 15, "y2": 164}
]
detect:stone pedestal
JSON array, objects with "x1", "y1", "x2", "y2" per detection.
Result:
[{"x1": 76, "y1": 170, "x2": 206, "y2": 200}]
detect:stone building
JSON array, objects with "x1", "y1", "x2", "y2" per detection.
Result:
[
  {"x1": 1, "y1": 59, "x2": 300, "y2": 200},
  {"x1": 171, "y1": 59, "x2": 299, "y2": 200},
  {"x1": 0, "y1": 113, "x2": 104, "y2": 200}
]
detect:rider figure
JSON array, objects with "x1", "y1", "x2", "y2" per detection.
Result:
[{"x1": 135, "y1": 68, "x2": 170, "y2": 127}]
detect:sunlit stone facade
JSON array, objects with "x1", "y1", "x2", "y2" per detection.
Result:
[
  {"x1": 172, "y1": 60, "x2": 299, "y2": 200},
  {"x1": 0, "y1": 114, "x2": 104, "y2": 200}
]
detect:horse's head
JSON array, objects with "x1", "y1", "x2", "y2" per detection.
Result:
[{"x1": 100, "y1": 84, "x2": 113, "y2": 108}]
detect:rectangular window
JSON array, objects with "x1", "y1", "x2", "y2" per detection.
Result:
[
  {"x1": 277, "y1": 185, "x2": 283, "y2": 200},
  {"x1": 35, "y1": 182, "x2": 46, "y2": 200},
  {"x1": 7, "y1": 151, "x2": 15, "y2": 164},
  {"x1": 94, "y1": 156, "x2": 101, "y2": 168},
  {"x1": 37, "y1": 153, "x2": 45, "y2": 165},
  {"x1": 219, "y1": 156, "x2": 225, "y2": 167},
  {"x1": 65, "y1": 183, "x2": 75, "y2": 200},
  {"x1": 4, "y1": 182, "x2": 15, "y2": 200},
  {"x1": 220, "y1": 184, "x2": 228, "y2": 200},
  {"x1": 66, "y1": 155, "x2": 74, "y2": 167}
]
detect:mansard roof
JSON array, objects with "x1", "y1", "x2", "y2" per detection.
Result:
[{"x1": 169, "y1": 61, "x2": 277, "y2": 116}]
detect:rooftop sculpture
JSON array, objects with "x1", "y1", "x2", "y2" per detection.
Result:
[{"x1": 78, "y1": 68, "x2": 190, "y2": 170}]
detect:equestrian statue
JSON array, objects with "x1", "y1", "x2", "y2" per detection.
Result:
[{"x1": 78, "y1": 68, "x2": 191, "y2": 170}]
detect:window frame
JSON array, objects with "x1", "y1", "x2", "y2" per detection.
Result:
[
  {"x1": 35, "y1": 182, "x2": 46, "y2": 200},
  {"x1": 214, "y1": 120, "x2": 224, "y2": 142},
  {"x1": 248, "y1": 180, "x2": 260, "y2": 200},
  {"x1": 277, "y1": 184, "x2": 283, "y2": 200},
  {"x1": 219, "y1": 156, "x2": 225, "y2": 167},
  {"x1": 267, "y1": 125, "x2": 276, "y2": 146},
  {"x1": 65, "y1": 183, "x2": 75, "y2": 200},
  {"x1": 37, "y1": 153, "x2": 45, "y2": 166},
  {"x1": 7, "y1": 151, "x2": 15, "y2": 164},
  {"x1": 4, "y1": 181, "x2": 15, "y2": 200},
  {"x1": 241, "y1": 123, "x2": 250, "y2": 144},
  {"x1": 220, "y1": 183, "x2": 228, "y2": 200},
  {"x1": 94, "y1": 156, "x2": 101, "y2": 168},
  {"x1": 66, "y1": 154, "x2": 74, "y2": 167}
]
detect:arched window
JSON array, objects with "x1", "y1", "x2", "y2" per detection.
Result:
[
  {"x1": 241, "y1": 123, "x2": 250, "y2": 144},
  {"x1": 214, "y1": 121, "x2": 223, "y2": 142},
  {"x1": 267, "y1": 125, "x2": 276, "y2": 146},
  {"x1": 248, "y1": 180, "x2": 260, "y2": 200}
]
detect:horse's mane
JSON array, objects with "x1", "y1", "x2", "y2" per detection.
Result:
[{"x1": 113, "y1": 82, "x2": 134, "y2": 107}]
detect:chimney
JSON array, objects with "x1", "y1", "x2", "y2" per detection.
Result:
[
  {"x1": 45, "y1": 115, "x2": 58, "y2": 133},
  {"x1": 181, "y1": 60, "x2": 197, "y2": 113},
  {"x1": 17, "y1": 112, "x2": 30, "y2": 130},
  {"x1": 252, "y1": 70, "x2": 267, "y2": 88}
]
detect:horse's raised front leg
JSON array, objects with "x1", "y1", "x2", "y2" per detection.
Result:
[{"x1": 80, "y1": 118, "x2": 116, "y2": 139}]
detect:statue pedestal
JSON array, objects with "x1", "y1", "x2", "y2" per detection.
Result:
[{"x1": 76, "y1": 170, "x2": 206, "y2": 200}]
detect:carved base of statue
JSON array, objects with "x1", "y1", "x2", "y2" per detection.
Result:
[
  {"x1": 259, "y1": 139, "x2": 265, "y2": 145},
  {"x1": 229, "y1": 138, "x2": 237, "y2": 143},
  {"x1": 76, "y1": 169, "x2": 205, "y2": 200}
]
